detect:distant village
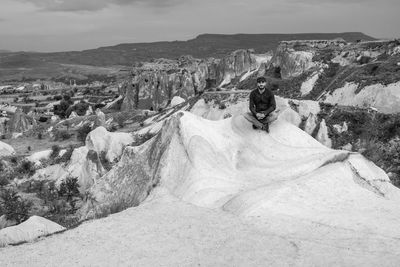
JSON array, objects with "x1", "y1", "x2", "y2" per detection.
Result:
[{"x1": 0, "y1": 79, "x2": 121, "y2": 139}]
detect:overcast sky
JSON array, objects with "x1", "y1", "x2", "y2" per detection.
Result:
[{"x1": 0, "y1": 0, "x2": 399, "y2": 52}]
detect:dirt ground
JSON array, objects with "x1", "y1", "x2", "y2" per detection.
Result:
[{"x1": 2, "y1": 136, "x2": 81, "y2": 156}]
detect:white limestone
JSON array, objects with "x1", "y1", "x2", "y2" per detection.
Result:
[
  {"x1": 170, "y1": 96, "x2": 185, "y2": 107},
  {"x1": 1, "y1": 112, "x2": 400, "y2": 265},
  {"x1": 315, "y1": 119, "x2": 332, "y2": 148},
  {"x1": 323, "y1": 81, "x2": 400, "y2": 113},
  {"x1": 300, "y1": 71, "x2": 320, "y2": 96},
  {"x1": 0, "y1": 141, "x2": 15, "y2": 157},
  {"x1": 0, "y1": 216, "x2": 65, "y2": 247}
]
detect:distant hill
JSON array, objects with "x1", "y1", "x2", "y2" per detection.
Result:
[
  {"x1": 45, "y1": 32, "x2": 375, "y2": 66},
  {"x1": 3, "y1": 32, "x2": 375, "y2": 67},
  {"x1": 0, "y1": 49, "x2": 12, "y2": 54},
  {"x1": 0, "y1": 32, "x2": 375, "y2": 81}
]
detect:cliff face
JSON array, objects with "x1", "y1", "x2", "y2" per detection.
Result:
[
  {"x1": 265, "y1": 39, "x2": 400, "y2": 113},
  {"x1": 121, "y1": 38, "x2": 400, "y2": 113},
  {"x1": 120, "y1": 50, "x2": 272, "y2": 111}
]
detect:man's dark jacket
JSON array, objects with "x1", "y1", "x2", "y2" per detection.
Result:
[{"x1": 249, "y1": 88, "x2": 276, "y2": 116}]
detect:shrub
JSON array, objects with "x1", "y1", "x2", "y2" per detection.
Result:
[
  {"x1": 77, "y1": 124, "x2": 92, "y2": 143},
  {"x1": 0, "y1": 188, "x2": 32, "y2": 223},
  {"x1": 58, "y1": 176, "x2": 80, "y2": 211},
  {"x1": 99, "y1": 151, "x2": 113, "y2": 171},
  {"x1": 223, "y1": 113, "x2": 232, "y2": 119},
  {"x1": 0, "y1": 175, "x2": 10, "y2": 186},
  {"x1": 16, "y1": 160, "x2": 35, "y2": 176},
  {"x1": 10, "y1": 156, "x2": 18, "y2": 165},
  {"x1": 218, "y1": 103, "x2": 227, "y2": 110},
  {"x1": 50, "y1": 145, "x2": 61, "y2": 159},
  {"x1": 56, "y1": 146, "x2": 74, "y2": 164},
  {"x1": 131, "y1": 132, "x2": 155, "y2": 146},
  {"x1": 114, "y1": 114, "x2": 125, "y2": 128},
  {"x1": 36, "y1": 180, "x2": 58, "y2": 206},
  {"x1": 54, "y1": 129, "x2": 72, "y2": 141}
]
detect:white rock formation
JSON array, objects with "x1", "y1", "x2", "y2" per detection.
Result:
[
  {"x1": 85, "y1": 106, "x2": 93, "y2": 116},
  {"x1": 278, "y1": 108, "x2": 302, "y2": 127},
  {"x1": 76, "y1": 112, "x2": 400, "y2": 263},
  {"x1": 300, "y1": 71, "x2": 320, "y2": 96},
  {"x1": 26, "y1": 150, "x2": 52, "y2": 166},
  {"x1": 0, "y1": 141, "x2": 15, "y2": 157},
  {"x1": 30, "y1": 127, "x2": 134, "y2": 191},
  {"x1": 274, "y1": 46, "x2": 317, "y2": 78},
  {"x1": 297, "y1": 100, "x2": 321, "y2": 118},
  {"x1": 333, "y1": 122, "x2": 348, "y2": 133},
  {"x1": 0, "y1": 215, "x2": 16, "y2": 230},
  {"x1": 170, "y1": 96, "x2": 185, "y2": 107},
  {"x1": 51, "y1": 115, "x2": 60, "y2": 123},
  {"x1": 0, "y1": 216, "x2": 65, "y2": 247},
  {"x1": 303, "y1": 114, "x2": 318, "y2": 135},
  {"x1": 93, "y1": 109, "x2": 106, "y2": 128},
  {"x1": 69, "y1": 111, "x2": 79, "y2": 119},
  {"x1": 316, "y1": 119, "x2": 332, "y2": 148},
  {"x1": 2, "y1": 112, "x2": 400, "y2": 265},
  {"x1": 86, "y1": 127, "x2": 134, "y2": 162},
  {"x1": 323, "y1": 81, "x2": 400, "y2": 113}
]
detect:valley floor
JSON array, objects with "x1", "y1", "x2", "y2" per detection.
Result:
[{"x1": 1, "y1": 189, "x2": 399, "y2": 267}]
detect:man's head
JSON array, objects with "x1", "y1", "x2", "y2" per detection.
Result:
[{"x1": 256, "y1": 76, "x2": 267, "y2": 90}]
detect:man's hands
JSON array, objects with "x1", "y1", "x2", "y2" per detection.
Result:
[{"x1": 256, "y1": 113, "x2": 265, "y2": 120}]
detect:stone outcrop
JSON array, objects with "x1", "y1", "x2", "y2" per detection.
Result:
[
  {"x1": 316, "y1": 119, "x2": 332, "y2": 148},
  {"x1": 80, "y1": 115, "x2": 182, "y2": 219},
  {"x1": 271, "y1": 40, "x2": 347, "y2": 79},
  {"x1": 120, "y1": 50, "x2": 272, "y2": 111},
  {"x1": 0, "y1": 216, "x2": 65, "y2": 247},
  {"x1": 323, "y1": 81, "x2": 400, "y2": 114},
  {"x1": 0, "y1": 141, "x2": 15, "y2": 157},
  {"x1": 31, "y1": 127, "x2": 134, "y2": 192},
  {"x1": 7, "y1": 109, "x2": 36, "y2": 134}
]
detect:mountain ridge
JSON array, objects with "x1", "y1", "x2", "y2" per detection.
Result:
[{"x1": 0, "y1": 32, "x2": 376, "y2": 82}]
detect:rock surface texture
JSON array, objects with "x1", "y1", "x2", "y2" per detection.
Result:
[
  {"x1": 0, "y1": 216, "x2": 65, "y2": 247},
  {"x1": 121, "y1": 50, "x2": 272, "y2": 111},
  {"x1": 2, "y1": 111, "x2": 400, "y2": 266}
]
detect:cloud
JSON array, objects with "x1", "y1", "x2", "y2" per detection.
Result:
[{"x1": 15, "y1": 0, "x2": 184, "y2": 12}]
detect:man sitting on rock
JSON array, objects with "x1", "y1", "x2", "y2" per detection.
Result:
[{"x1": 244, "y1": 76, "x2": 277, "y2": 133}]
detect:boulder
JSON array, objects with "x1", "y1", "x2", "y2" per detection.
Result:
[
  {"x1": 0, "y1": 215, "x2": 16, "y2": 230},
  {"x1": 316, "y1": 119, "x2": 332, "y2": 148},
  {"x1": 0, "y1": 141, "x2": 15, "y2": 157},
  {"x1": 93, "y1": 109, "x2": 106, "y2": 128},
  {"x1": 86, "y1": 127, "x2": 134, "y2": 162},
  {"x1": 8, "y1": 109, "x2": 36, "y2": 134},
  {"x1": 170, "y1": 96, "x2": 185, "y2": 107},
  {"x1": 0, "y1": 216, "x2": 65, "y2": 247},
  {"x1": 304, "y1": 114, "x2": 318, "y2": 135},
  {"x1": 69, "y1": 111, "x2": 79, "y2": 119}
]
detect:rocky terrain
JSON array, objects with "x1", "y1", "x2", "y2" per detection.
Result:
[
  {"x1": 1, "y1": 35, "x2": 400, "y2": 265},
  {"x1": 0, "y1": 32, "x2": 373, "y2": 83},
  {"x1": 1, "y1": 98, "x2": 400, "y2": 265}
]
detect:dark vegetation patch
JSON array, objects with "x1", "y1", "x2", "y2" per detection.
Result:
[
  {"x1": 352, "y1": 54, "x2": 400, "y2": 91},
  {"x1": 0, "y1": 188, "x2": 32, "y2": 224},
  {"x1": 276, "y1": 72, "x2": 310, "y2": 99},
  {"x1": 35, "y1": 176, "x2": 82, "y2": 228},
  {"x1": 306, "y1": 63, "x2": 343, "y2": 100},
  {"x1": 76, "y1": 124, "x2": 93, "y2": 143},
  {"x1": 307, "y1": 53, "x2": 400, "y2": 101},
  {"x1": 317, "y1": 103, "x2": 400, "y2": 187}
]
